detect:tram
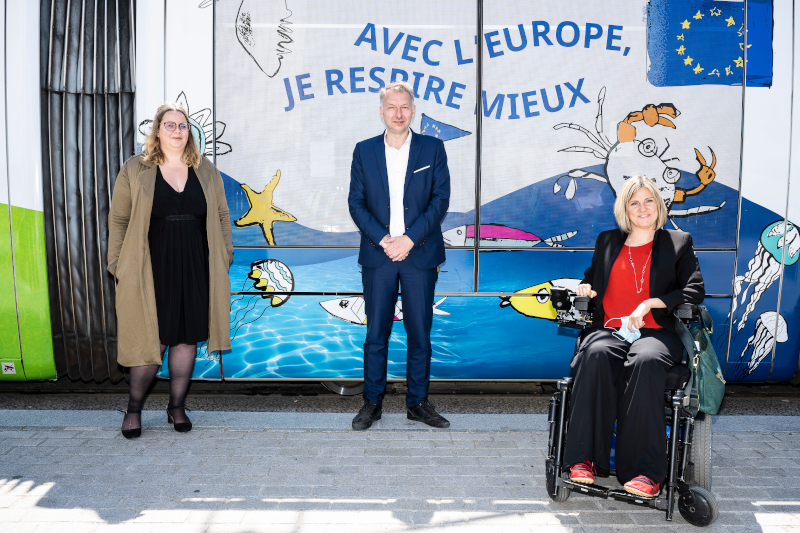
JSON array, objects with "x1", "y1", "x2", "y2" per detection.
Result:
[{"x1": 1, "y1": 0, "x2": 798, "y2": 387}]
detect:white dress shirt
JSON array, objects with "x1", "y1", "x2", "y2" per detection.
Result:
[{"x1": 384, "y1": 130, "x2": 412, "y2": 238}]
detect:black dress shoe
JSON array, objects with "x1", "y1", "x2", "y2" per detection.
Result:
[
  {"x1": 352, "y1": 400, "x2": 382, "y2": 431},
  {"x1": 407, "y1": 400, "x2": 450, "y2": 428},
  {"x1": 121, "y1": 410, "x2": 142, "y2": 439},
  {"x1": 167, "y1": 407, "x2": 193, "y2": 433}
]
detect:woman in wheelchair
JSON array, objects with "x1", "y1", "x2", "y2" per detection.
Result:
[{"x1": 566, "y1": 175, "x2": 704, "y2": 498}]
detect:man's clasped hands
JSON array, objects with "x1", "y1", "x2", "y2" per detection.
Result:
[{"x1": 380, "y1": 235, "x2": 414, "y2": 262}]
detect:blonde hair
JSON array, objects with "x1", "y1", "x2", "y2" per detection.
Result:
[
  {"x1": 613, "y1": 175, "x2": 669, "y2": 233},
  {"x1": 379, "y1": 81, "x2": 415, "y2": 107},
  {"x1": 141, "y1": 102, "x2": 202, "y2": 168}
]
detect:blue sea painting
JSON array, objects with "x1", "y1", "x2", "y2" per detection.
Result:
[{"x1": 218, "y1": 247, "x2": 733, "y2": 381}]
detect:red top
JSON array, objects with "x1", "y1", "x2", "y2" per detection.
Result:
[{"x1": 603, "y1": 241, "x2": 662, "y2": 329}]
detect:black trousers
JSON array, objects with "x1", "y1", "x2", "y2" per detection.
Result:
[{"x1": 562, "y1": 328, "x2": 684, "y2": 484}]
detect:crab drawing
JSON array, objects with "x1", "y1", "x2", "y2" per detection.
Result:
[{"x1": 553, "y1": 87, "x2": 724, "y2": 225}]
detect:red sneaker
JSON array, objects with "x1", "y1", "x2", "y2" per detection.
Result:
[
  {"x1": 569, "y1": 461, "x2": 596, "y2": 484},
  {"x1": 624, "y1": 475, "x2": 661, "y2": 497}
]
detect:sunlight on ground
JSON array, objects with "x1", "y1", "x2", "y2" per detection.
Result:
[{"x1": 5, "y1": 478, "x2": 800, "y2": 531}]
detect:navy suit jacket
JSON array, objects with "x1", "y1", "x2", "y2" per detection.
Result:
[{"x1": 348, "y1": 131, "x2": 450, "y2": 269}]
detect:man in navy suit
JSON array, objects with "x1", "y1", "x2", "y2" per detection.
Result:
[{"x1": 348, "y1": 81, "x2": 451, "y2": 430}]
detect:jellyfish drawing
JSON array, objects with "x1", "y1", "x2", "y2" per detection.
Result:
[
  {"x1": 194, "y1": 341, "x2": 219, "y2": 365},
  {"x1": 235, "y1": 0, "x2": 293, "y2": 78},
  {"x1": 190, "y1": 260, "x2": 293, "y2": 363},
  {"x1": 729, "y1": 221, "x2": 799, "y2": 336},
  {"x1": 247, "y1": 259, "x2": 294, "y2": 307},
  {"x1": 225, "y1": 259, "x2": 295, "y2": 344},
  {"x1": 729, "y1": 311, "x2": 788, "y2": 381}
]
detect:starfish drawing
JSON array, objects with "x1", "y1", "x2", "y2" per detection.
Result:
[{"x1": 234, "y1": 170, "x2": 297, "y2": 245}]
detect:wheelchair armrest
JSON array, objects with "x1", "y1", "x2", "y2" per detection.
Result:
[{"x1": 674, "y1": 303, "x2": 697, "y2": 321}]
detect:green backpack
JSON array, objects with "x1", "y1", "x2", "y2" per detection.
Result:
[{"x1": 674, "y1": 306, "x2": 726, "y2": 416}]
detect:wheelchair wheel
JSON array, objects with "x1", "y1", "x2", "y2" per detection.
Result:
[
  {"x1": 545, "y1": 458, "x2": 570, "y2": 502},
  {"x1": 688, "y1": 415, "x2": 712, "y2": 490},
  {"x1": 678, "y1": 486, "x2": 718, "y2": 527}
]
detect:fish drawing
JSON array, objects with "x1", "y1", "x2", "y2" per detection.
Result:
[
  {"x1": 320, "y1": 296, "x2": 450, "y2": 325},
  {"x1": 499, "y1": 278, "x2": 582, "y2": 320},
  {"x1": 443, "y1": 224, "x2": 577, "y2": 248}
]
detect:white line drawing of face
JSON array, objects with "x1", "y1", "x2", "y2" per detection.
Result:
[{"x1": 235, "y1": 0, "x2": 293, "y2": 78}]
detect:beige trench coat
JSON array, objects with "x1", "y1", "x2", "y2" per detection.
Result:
[{"x1": 107, "y1": 155, "x2": 234, "y2": 367}]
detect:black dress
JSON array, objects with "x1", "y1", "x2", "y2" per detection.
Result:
[{"x1": 148, "y1": 166, "x2": 210, "y2": 346}]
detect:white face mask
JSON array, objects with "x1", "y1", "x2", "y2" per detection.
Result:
[{"x1": 605, "y1": 316, "x2": 642, "y2": 344}]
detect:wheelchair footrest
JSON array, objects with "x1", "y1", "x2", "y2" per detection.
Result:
[
  {"x1": 559, "y1": 478, "x2": 667, "y2": 509},
  {"x1": 608, "y1": 489, "x2": 667, "y2": 510},
  {"x1": 560, "y1": 479, "x2": 611, "y2": 497}
]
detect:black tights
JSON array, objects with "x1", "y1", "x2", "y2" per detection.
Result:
[{"x1": 122, "y1": 343, "x2": 197, "y2": 431}]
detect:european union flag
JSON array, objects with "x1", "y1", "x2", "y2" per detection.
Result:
[
  {"x1": 647, "y1": 0, "x2": 773, "y2": 87},
  {"x1": 419, "y1": 114, "x2": 471, "y2": 142}
]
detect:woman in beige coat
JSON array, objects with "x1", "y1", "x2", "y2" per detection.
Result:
[{"x1": 108, "y1": 102, "x2": 233, "y2": 438}]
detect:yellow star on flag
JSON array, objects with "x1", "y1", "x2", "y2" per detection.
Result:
[
  {"x1": 739, "y1": 43, "x2": 753, "y2": 50},
  {"x1": 693, "y1": 64, "x2": 704, "y2": 74},
  {"x1": 677, "y1": 34, "x2": 685, "y2": 41},
  {"x1": 734, "y1": 56, "x2": 744, "y2": 68},
  {"x1": 234, "y1": 170, "x2": 297, "y2": 246},
  {"x1": 676, "y1": 45, "x2": 686, "y2": 56},
  {"x1": 725, "y1": 16, "x2": 735, "y2": 26},
  {"x1": 710, "y1": 7, "x2": 721, "y2": 16},
  {"x1": 684, "y1": 56, "x2": 693, "y2": 66},
  {"x1": 681, "y1": 20, "x2": 691, "y2": 29},
  {"x1": 725, "y1": 66, "x2": 733, "y2": 75},
  {"x1": 693, "y1": 10, "x2": 704, "y2": 20},
  {"x1": 709, "y1": 69, "x2": 720, "y2": 77}
]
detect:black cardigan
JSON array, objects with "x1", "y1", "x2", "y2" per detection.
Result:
[{"x1": 581, "y1": 228, "x2": 705, "y2": 332}]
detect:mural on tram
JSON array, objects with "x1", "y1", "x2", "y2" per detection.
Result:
[
  {"x1": 153, "y1": 0, "x2": 794, "y2": 384},
  {"x1": 1, "y1": 0, "x2": 794, "y2": 383}
]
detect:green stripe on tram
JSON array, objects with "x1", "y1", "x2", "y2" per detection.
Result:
[
  {"x1": 9, "y1": 204, "x2": 56, "y2": 380},
  {"x1": 0, "y1": 201, "x2": 24, "y2": 380}
]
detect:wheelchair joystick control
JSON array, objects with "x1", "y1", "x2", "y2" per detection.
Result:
[
  {"x1": 550, "y1": 288, "x2": 594, "y2": 329},
  {"x1": 573, "y1": 296, "x2": 591, "y2": 311}
]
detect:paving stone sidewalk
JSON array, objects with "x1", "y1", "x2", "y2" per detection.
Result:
[{"x1": 1, "y1": 410, "x2": 799, "y2": 532}]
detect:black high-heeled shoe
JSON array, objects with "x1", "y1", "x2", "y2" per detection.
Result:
[
  {"x1": 167, "y1": 407, "x2": 192, "y2": 433},
  {"x1": 121, "y1": 410, "x2": 142, "y2": 439}
]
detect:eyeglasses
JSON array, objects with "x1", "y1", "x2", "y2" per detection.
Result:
[{"x1": 162, "y1": 121, "x2": 190, "y2": 133}]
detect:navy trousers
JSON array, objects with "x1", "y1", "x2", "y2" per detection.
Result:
[
  {"x1": 562, "y1": 328, "x2": 684, "y2": 484},
  {"x1": 361, "y1": 257, "x2": 438, "y2": 408}
]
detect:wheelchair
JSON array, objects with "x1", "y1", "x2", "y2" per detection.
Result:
[{"x1": 544, "y1": 288, "x2": 718, "y2": 527}]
